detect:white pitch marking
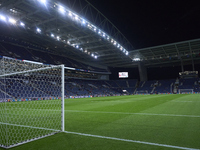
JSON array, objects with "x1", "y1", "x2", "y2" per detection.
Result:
[
  {"x1": 172, "y1": 101, "x2": 193, "y2": 102},
  {"x1": 64, "y1": 131, "x2": 199, "y2": 150},
  {"x1": 0, "y1": 122, "x2": 199, "y2": 150}
]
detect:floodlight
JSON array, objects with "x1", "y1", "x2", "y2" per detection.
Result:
[
  {"x1": 51, "y1": 34, "x2": 54, "y2": 37},
  {"x1": 68, "y1": 12, "x2": 72, "y2": 16},
  {"x1": 36, "y1": 28, "x2": 41, "y2": 33},
  {"x1": 57, "y1": 36, "x2": 60, "y2": 40},
  {"x1": 58, "y1": 5, "x2": 65, "y2": 14},
  {"x1": 126, "y1": 51, "x2": 129, "y2": 55},
  {"x1": 107, "y1": 36, "x2": 110, "y2": 40},
  {"x1": 82, "y1": 19, "x2": 86, "y2": 24},
  {"x1": 103, "y1": 34, "x2": 105, "y2": 37},
  {"x1": 8, "y1": 18, "x2": 16, "y2": 24},
  {"x1": 76, "y1": 45, "x2": 79, "y2": 48},
  {"x1": 20, "y1": 22, "x2": 25, "y2": 27},
  {"x1": 0, "y1": 15, "x2": 6, "y2": 21},
  {"x1": 40, "y1": 0, "x2": 46, "y2": 4},
  {"x1": 133, "y1": 58, "x2": 140, "y2": 61},
  {"x1": 91, "y1": 53, "x2": 94, "y2": 57},
  {"x1": 94, "y1": 28, "x2": 96, "y2": 31},
  {"x1": 94, "y1": 55, "x2": 97, "y2": 59},
  {"x1": 75, "y1": 15, "x2": 78, "y2": 20}
]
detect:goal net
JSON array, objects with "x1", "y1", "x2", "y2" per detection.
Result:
[
  {"x1": 178, "y1": 89, "x2": 194, "y2": 94},
  {"x1": 0, "y1": 56, "x2": 64, "y2": 148},
  {"x1": 136, "y1": 90, "x2": 148, "y2": 95}
]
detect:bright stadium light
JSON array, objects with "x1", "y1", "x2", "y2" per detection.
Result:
[
  {"x1": 68, "y1": 12, "x2": 72, "y2": 16},
  {"x1": 91, "y1": 53, "x2": 94, "y2": 57},
  {"x1": 76, "y1": 45, "x2": 79, "y2": 48},
  {"x1": 94, "y1": 55, "x2": 98, "y2": 59},
  {"x1": 75, "y1": 15, "x2": 78, "y2": 20},
  {"x1": 20, "y1": 22, "x2": 25, "y2": 27},
  {"x1": 57, "y1": 36, "x2": 60, "y2": 40},
  {"x1": 36, "y1": 28, "x2": 41, "y2": 33},
  {"x1": 51, "y1": 33, "x2": 54, "y2": 37},
  {"x1": 82, "y1": 19, "x2": 86, "y2": 24},
  {"x1": 133, "y1": 58, "x2": 140, "y2": 61},
  {"x1": 40, "y1": 0, "x2": 46, "y2": 5},
  {"x1": 0, "y1": 15, "x2": 6, "y2": 21},
  {"x1": 58, "y1": 5, "x2": 65, "y2": 14},
  {"x1": 126, "y1": 51, "x2": 129, "y2": 55},
  {"x1": 8, "y1": 18, "x2": 16, "y2": 24}
]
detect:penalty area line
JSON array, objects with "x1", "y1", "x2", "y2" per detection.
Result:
[{"x1": 64, "y1": 131, "x2": 199, "y2": 150}]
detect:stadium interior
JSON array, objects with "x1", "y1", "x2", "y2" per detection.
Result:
[
  {"x1": 1, "y1": 1, "x2": 200, "y2": 149},
  {"x1": 0, "y1": 0, "x2": 200, "y2": 100}
]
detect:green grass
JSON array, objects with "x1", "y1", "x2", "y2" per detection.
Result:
[{"x1": 0, "y1": 94, "x2": 200, "y2": 150}]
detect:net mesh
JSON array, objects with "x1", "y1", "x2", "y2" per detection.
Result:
[
  {"x1": 179, "y1": 89, "x2": 193, "y2": 94},
  {"x1": 0, "y1": 57, "x2": 63, "y2": 148}
]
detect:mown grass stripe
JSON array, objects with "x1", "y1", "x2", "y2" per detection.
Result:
[{"x1": 65, "y1": 110, "x2": 200, "y2": 118}]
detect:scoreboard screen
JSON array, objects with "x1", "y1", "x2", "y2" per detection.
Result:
[{"x1": 119, "y1": 72, "x2": 128, "y2": 78}]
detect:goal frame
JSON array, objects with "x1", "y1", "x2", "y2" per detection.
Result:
[
  {"x1": 178, "y1": 89, "x2": 194, "y2": 94},
  {"x1": 0, "y1": 57, "x2": 65, "y2": 149}
]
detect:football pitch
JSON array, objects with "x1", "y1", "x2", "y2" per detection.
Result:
[{"x1": 0, "y1": 94, "x2": 200, "y2": 150}]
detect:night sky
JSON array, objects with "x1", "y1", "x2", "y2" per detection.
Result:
[
  {"x1": 85, "y1": 1, "x2": 200, "y2": 80},
  {"x1": 87, "y1": 0, "x2": 200, "y2": 49}
]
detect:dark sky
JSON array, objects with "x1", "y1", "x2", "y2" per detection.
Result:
[{"x1": 87, "y1": 0, "x2": 200, "y2": 49}]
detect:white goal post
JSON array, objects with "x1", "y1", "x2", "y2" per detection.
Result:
[
  {"x1": 178, "y1": 89, "x2": 194, "y2": 94},
  {"x1": 0, "y1": 56, "x2": 65, "y2": 149}
]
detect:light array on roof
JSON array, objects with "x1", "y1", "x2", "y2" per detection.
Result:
[
  {"x1": 8, "y1": 18, "x2": 16, "y2": 24},
  {"x1": 0, "y1": 0, "x2": 130, "y2": 60},
  {"x1": 54, "y1": 2, "x2": 129, "y2": 56},
  {"x1": 133, "y1": 58, "x2": 140, "y2": 61}
]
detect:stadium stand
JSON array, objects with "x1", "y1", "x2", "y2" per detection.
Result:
[
  {"x1": 1, "y1": 37, "x2": 200, "y2": 98},
  {"x1": 0, "y1": 36, "x2": 109, "y2": 73},
  {"x1": 136, "y1": 80, "x2": 156, "y2": 94},
  {"x1": 154, "y1": 79, "x2": 175, "y2": 94}
]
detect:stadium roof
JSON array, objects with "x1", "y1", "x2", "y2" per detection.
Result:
[{"x1": 0, "y1": 0, "x2": 200, "y2": 68}]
